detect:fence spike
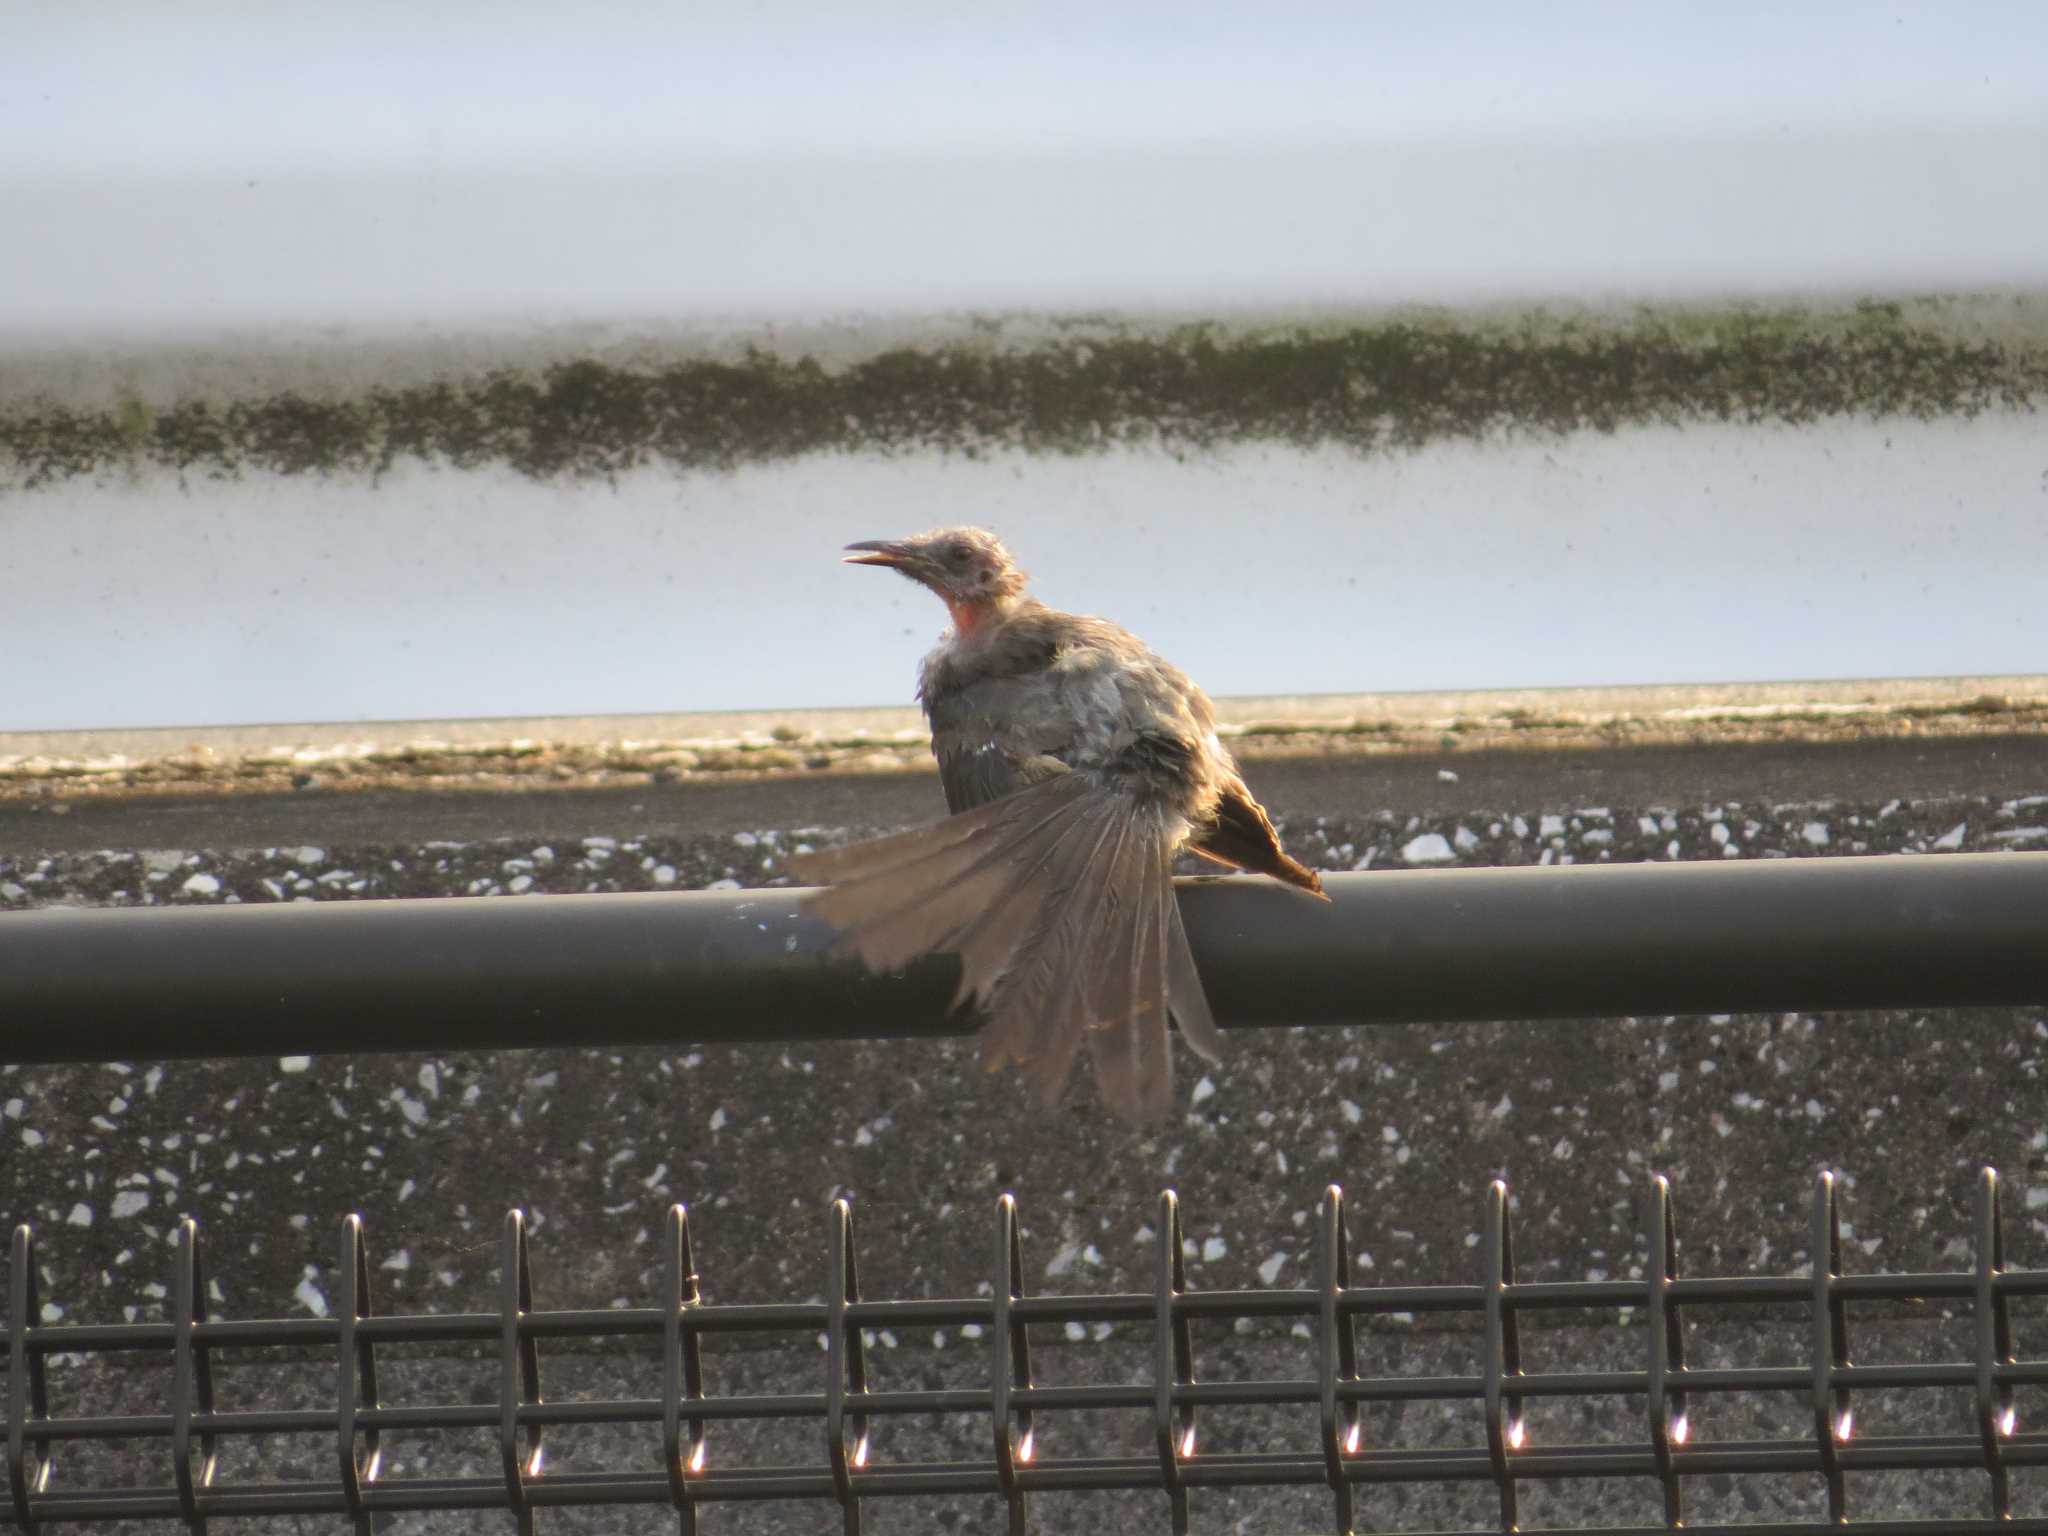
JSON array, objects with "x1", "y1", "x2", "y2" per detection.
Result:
[
  {"x1": 1973, "y1": 1166, "x2": 2015, "y2": 1519},
  {"x1": 990, "y1": 1193, "x2": 1033, "y2": 1536},
  {"x1": 1809, "y1": 1171, "x2": 1851, "y2": 1523},
  {"x1": 335, "y1": 1214, "x2": 381, "y2": 1536},
  {"x1": 824, "y1": 1198, "x2": 867, "y2": 1536},
  {"x1": 662, "y1": 1203, "x2": 706, "y2": 1536},
  {"x1": 1152, "y1": 1189, "x2": 1195, "y2": 1535},
  {"x1": 497, "y1": 1209, "x2": 542, "y2": 1536},
  {"x1": 1644, "y1": 1174, "x2": 1687, "y2": 1529},
  {"x1": 1481, "y1": 1180, "x2": 1522, "y2": 1533},
  {"x1": 170, "y1": 1217, "x2": 218, "y2": 1536},
  {"x1": 1315, "y1": 1184, "x2": 1360, "y2": 1536},
  {"x1": 6, "y1": 1225, "x2": 51, "y2": 1535}
]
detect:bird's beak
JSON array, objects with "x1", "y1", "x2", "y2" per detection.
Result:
[{"x1": 843, "y1": 539, "x2": 915, "y2": 570}]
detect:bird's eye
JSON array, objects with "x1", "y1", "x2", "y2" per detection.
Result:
[{"x1": 946, "y1": 542, "x2": 970, "y2": 563}]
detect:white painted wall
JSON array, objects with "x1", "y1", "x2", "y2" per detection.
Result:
[
  {"x1": 5, "y1": 4, "x2": 2045, "y2": 730},
  {"x1": 6, "y1": 416, "x2": 2043, "y2": 731},
  {"x1": 6, "y1": 3, "x2": 2047, "y2": 329}
]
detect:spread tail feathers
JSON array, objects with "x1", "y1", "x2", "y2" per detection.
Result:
[{"x1": 792, "y1": 773, "x2": 1219, "y2": 1123}]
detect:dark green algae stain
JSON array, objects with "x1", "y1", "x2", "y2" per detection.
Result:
[{"x1": 4, "y1": 303, "x2": 2044, "y2": 490}]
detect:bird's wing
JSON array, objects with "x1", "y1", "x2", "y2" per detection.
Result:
[
  {"x1": 936, "y1": 739, "x2": 1034, "y2": 814},
  {"x1": 793, "y1": 768, "x2": 1219, "y2": 1123},
  {"x1": 1189, "y1": 775, "x2": 1328, "y2": 898},
  {"x1": 933, "y1": 667, "x2": 1089, "y2": 819}
]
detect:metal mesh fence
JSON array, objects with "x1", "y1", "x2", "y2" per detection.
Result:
[{"x1": 5, "y1": 1167, "x2": 2045, "y2": 1534}]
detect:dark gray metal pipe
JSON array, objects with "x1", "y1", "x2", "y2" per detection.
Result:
[{"x1": 1, "y1": 853, "x2": 2043, "y2": 1065}]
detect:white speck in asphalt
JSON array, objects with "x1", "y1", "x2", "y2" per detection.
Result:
[
  {"x1": 66, "y1": 1202, "x2": 93, "y2": 1227},
  {"x1": 294, "y1": 1269, "x2": 330, "y2": 1318},
  {"x1": 280, "y1": 1056, "x2": 312, "y2": 1074},
  {"x1": 1402, "y1": 832, "x2": 1454, "y2": 864}
]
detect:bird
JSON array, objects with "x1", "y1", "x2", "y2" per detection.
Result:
[{"x1": 792, "y1": 526, "x2": 1325, "y2": 1123}]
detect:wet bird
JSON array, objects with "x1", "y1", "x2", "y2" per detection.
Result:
[{"x1": 793, "y1": 527, "x2": 1324, "y2": 1123}]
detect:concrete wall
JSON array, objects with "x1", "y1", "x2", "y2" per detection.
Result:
[
  {"x1": 4, "y1": 302, "x2": 2045, "y2": 730},
  {"x1": 4, "y1": 7, "x2": 2045, "y2": 730}
]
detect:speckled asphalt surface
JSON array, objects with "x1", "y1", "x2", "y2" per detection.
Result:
[{"x1": 4, "y1": 734, "x2": 2047, "y2": 1532}]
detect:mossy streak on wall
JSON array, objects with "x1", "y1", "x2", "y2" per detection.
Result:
[{"x1": 3, "y1": 300, "x2": 2044, "y2": 489}]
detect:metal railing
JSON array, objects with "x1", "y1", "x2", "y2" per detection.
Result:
[
  {"x1": 5, "y1": 850, "x2": 2048, "y2": 1531},
  {"x1": 4, "y1": 1170, "x2": 2045, "y2": 1533},
  {"x1": 2, "y1": 852, "x2": 2044, "y2": 1061}
]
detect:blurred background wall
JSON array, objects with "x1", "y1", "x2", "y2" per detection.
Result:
[{"x1": 4, "y1": 1, "x2": 2045, "y2": 730}]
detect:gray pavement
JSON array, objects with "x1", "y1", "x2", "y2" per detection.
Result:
[{"x1": 3, "y1": 734, "x2": 2047, "y2": 1532}]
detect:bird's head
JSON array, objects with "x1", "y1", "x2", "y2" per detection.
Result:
[{"x1": 843, "y1": 526, "x2": 1028, "y2": 630}]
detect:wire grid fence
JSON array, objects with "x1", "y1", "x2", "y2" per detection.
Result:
[{"x1": 4, "y1": 1167, "x2": 2046, "y2": 1535}]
